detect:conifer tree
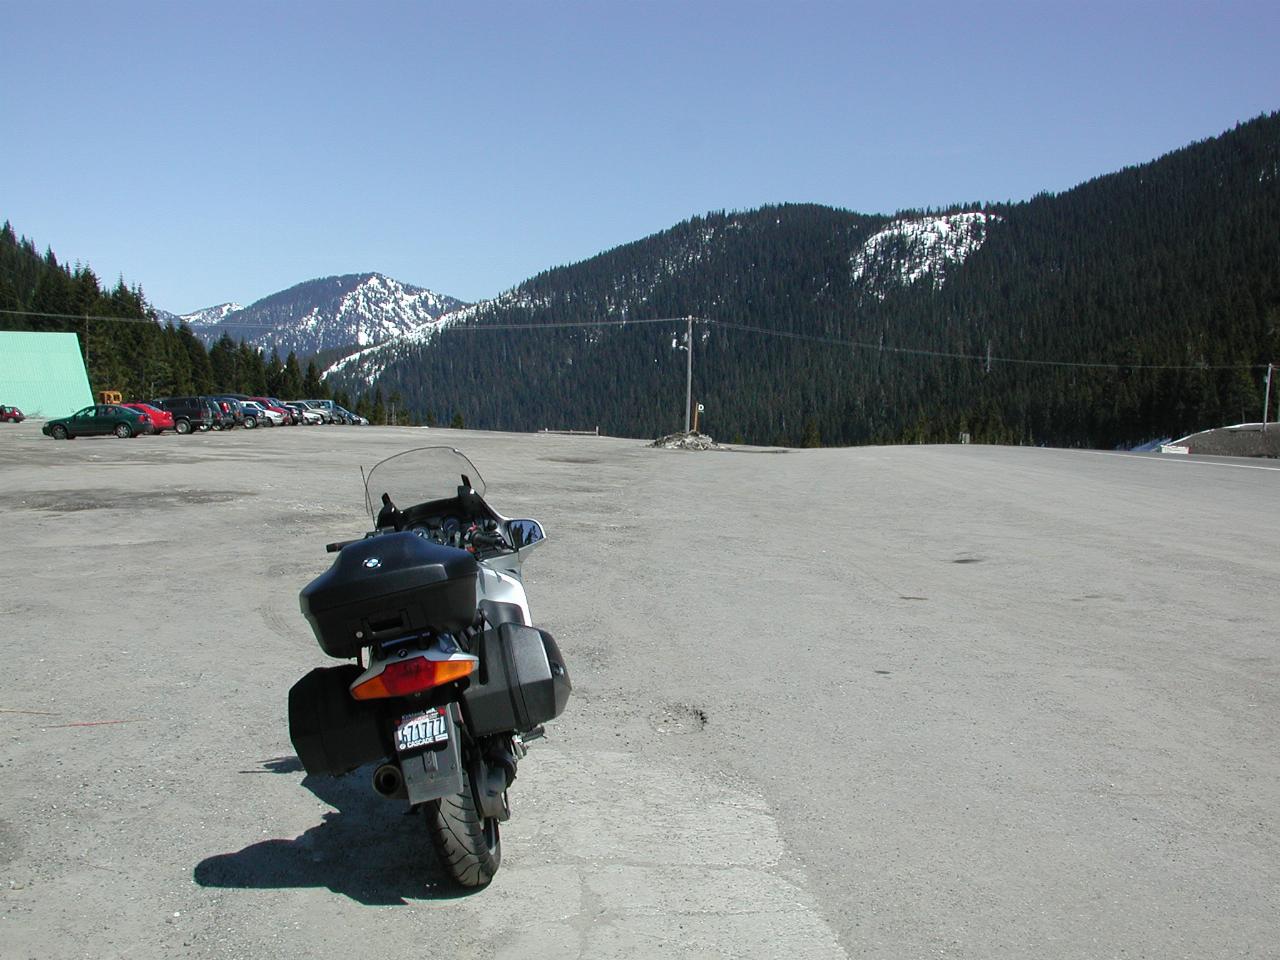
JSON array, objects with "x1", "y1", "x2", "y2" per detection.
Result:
[
  {"x1": 209, "y1": 334, "x2": 237, "y2": 390},
  {"x1": 282, "y1": 352, "x2": 304, "y2": 398},
  {"x1": 302, "y1": 360, "x2": 325, "y2": 397},
  {"x1": 265, "y1": 349, "x2": 285, "y2": 396}
]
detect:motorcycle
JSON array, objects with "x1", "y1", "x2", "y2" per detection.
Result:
[{"x1": 287, "y1": 446, "x2": 571, "y2": 888}]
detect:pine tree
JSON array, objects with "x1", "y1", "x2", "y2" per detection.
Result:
[
  {"x1": 209, "y1": 334, "x2": 237, "y2": 390},
  {"x1": 265, "y1": 349, "x2": 285, "y2": 396},
  {"x1": 282, "y1": 352, "x2": 304, "y2": 398},
  {"x1": 801, "y1": 418, "x2": 821, "y2": 448},
  {"x1": 302, "y1": 360, "x2": 325, "y2": 397}
]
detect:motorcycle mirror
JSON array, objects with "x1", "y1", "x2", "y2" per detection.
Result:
[{"x1": 506, "y1": 519, "x2": 546, "y2": 551}]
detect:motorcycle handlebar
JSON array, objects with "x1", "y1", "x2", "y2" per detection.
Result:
[{"x1": 469, "y1": 531, "x2": 505, "y2": 550}]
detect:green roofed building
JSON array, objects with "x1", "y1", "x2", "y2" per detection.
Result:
[{"x1": 0, "y1": 332, "x2": 94, "y2": 417}]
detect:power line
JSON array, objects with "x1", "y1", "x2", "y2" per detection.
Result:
[
  {"x1": 0, "y1": 308, "x2": 691, "y2": 334},
  {"x1": 1, "y1": 306, "x2": 1267, "y2": 372},
  {"x1": 435, "y1": 315, "x2": 691, "y2": 332},
  {"x1": 706, "y1": 318, "x2": 1267, "y2": 372},
  {"x1": 0, "y1": 307, "x2": 164, "y2": 325},
  {"x1": 0, "y1": 307, "x2": 301, "y2": 332}
]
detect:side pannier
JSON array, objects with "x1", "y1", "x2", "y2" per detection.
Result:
[{"x1": 462, "y1": 623, "x2": 571, "y2": 736}]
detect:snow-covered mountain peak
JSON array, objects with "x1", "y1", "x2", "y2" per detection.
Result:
[
  {"x1": 174, "y1": 273, "x2": 467, "y2": 358},
  {"x1": 181, "y1": 302, "x2": 243, "y2": 327}
]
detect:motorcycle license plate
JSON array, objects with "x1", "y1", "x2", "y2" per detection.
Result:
[{"x1": 395, "y1": 708, "x2": 449, "y2": 753}]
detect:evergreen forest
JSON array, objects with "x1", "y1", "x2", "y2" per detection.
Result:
[
  {"x1": 5, "y1": 111, "x2": 1280, "y2": 447},
  {"x1": 0, "y1": 223, "x2": 339, "y2": 410},
  {"x1": 333, "y1": 112, "x2": 1280, "y2": 448}
]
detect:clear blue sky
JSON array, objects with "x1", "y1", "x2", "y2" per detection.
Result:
[{"x1": 2, "y1": 1, "x2": 1276, "y2": 314}]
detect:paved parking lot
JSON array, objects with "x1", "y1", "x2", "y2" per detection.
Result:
[{"x1": 2, "y1": 422, "x2": 1277, "y2": 959}]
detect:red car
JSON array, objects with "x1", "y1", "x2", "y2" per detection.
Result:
[
  {"x1": 123, "y1": 402, "x2": 174, "y2": 434},
  {"x1": 249, "y1": 396, "x2": 295, "y2": 425},
  {"x1": 1, "y1": 405, "x2": 24, "y2": 423}
]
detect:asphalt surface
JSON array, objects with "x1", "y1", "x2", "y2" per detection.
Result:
[{"x1": 1, "y1": 423, "x2": 1277, "y2": 959}]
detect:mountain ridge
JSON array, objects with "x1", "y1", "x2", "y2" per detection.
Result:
[
  {"x1": 167, "y1": 272, "x2": 466, "y2": 359},
  {"x1": 322, "y1": 112, "x2": 1280, "y2": 448}
]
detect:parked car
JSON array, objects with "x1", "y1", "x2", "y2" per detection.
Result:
[
  {"x1": 122, "y1": 402, "x2": 174, "y2": 434},
  {"x1": 297, "y1": 399, "x2": 336, "y2": 423},
  {"x1": 240, "y1": 400, "x2": 283, "y2": 427},
  {"x1": 211, "y1": 402, "x2": 231, "y2": 430},
  {"x1": 208, "y1": 397, "x2": 242, "y2": 429},
  {"x1": 42, "y1": 404, "x2": 150, "y2": 439},
  {"x1": 213, "y1": 396, "x2": 260, "y2": 428},
  {"x1": 285, "y1": 402, "x2": 323, "y2": 425},
  {"x1": 224, "y1": 397, "x2": 250, "y2": 426},
  {"x1": 219, "y1": 394, "x2": 276, "y2": 424},
  {"x1": 265, "y1": 397, "x2": 298, "y2": 425},
  {"x1": 225, "y1": 397, "x2": 247, "y2": 427},
  {"x1": 1, "y1": 405, "x2": 24, "y2": 423},
  {"x1": 149, "y1": 396, "x2": 216, "y2": 434},
  {"x1": 249, "y1": 396, "x2": 295, "y2": 425},
  {"x1": 332, "y1": 405, "x2": 369, "y2": 425}
]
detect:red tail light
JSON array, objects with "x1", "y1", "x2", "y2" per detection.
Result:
[{"x1": 349, "y1": 651, "x2": 478, "y2": 700}]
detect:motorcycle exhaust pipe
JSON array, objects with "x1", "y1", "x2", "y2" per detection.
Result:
[{"x1": 372, "y1": 763, "x2": 406, "y2": 799}]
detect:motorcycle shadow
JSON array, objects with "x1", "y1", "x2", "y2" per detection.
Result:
[{"x1": 193, "y1": 758, "x2": 474, "y2": 904}]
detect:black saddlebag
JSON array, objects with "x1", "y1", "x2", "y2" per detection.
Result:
[
  {"x1": 288, "y1": 665, "x2": 387, "y2": 775},
  {"x1": 299, "y1": 532, "x2": 479, "y2": 658},
  {"x1": 463, "y1": 623, "x2": 571, "y2": 736}
]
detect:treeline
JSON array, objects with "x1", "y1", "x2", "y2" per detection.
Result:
[
  {"x1": 333, "y1": 113, "x2": 1280, "y2": 448},
  {"x1": 8, "y1": 111, "x2": 1280, "y2": 446},
  {"x1": 0, "y1": 221, "x2": 405, "y2": 421}
]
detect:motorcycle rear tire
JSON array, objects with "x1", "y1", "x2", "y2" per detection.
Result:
[{"x1": 426, "y1": 778, "x2": 501, "y2": 888}]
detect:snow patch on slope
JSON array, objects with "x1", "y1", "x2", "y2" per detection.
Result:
[
  {"x1": 321, "y1": 287, "x2": 527, "y2": 384},
  {"x1": 181, "y1": 302, "x2": 244, "y2": 326},
  {"x1": 322, "y1": 301, "x2": 475, "y2": 383},
  {"x1": 851, "y1": 212, "x2": 1000, "y2": 299}
]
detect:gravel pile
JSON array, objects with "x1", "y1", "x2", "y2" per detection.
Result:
[{"x1": 649, "y1": 431, "x2": 724, "y2": 451}]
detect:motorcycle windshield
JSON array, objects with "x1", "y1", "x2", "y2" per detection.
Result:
[{"x1": 363, "y1": 446, "x2": 487, "y2": 524}]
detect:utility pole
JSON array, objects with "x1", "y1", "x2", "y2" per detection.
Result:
[
  {"x1": 684, "y1": 316, "x2": 694, "y2": 434},
  {"x1": 1264, "y1": 363, "x2": 1274, "y2": 432}
]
